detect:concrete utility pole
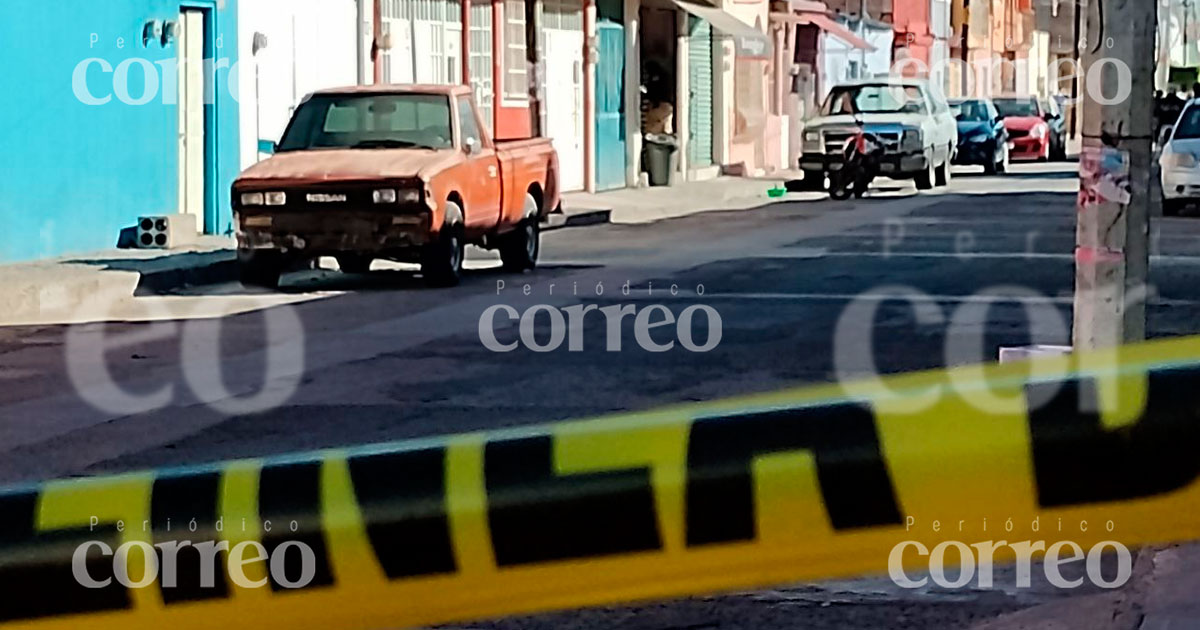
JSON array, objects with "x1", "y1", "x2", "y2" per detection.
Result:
[{"x1": 1072, "y1": 0, "x2": 1157, "y2": 349}]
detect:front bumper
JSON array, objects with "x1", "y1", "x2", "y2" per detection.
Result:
[
  {"x1": 236, "y1": 210, "x2": 432, "y2": 256},
  {"x1": 954, "y1": 141, "x2": 996, "y2": 165},
  {"x1": 1009, "y1": 136, "x2": 1047, "y2": 159},
  {"x1": 1163, "y1": 167, "x2": 1200, "y2": 200},
  {"x1": 800, "y1": 150, "x2": 928, "y2": 177}
]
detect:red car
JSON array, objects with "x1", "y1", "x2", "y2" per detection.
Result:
[{"x1": 993, "y1": 96, "x2": 1067, "y2": 162}]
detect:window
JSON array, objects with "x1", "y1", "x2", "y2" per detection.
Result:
[
  {"x1": 503, "y1": 0, "x2": 529, "y2": 101},
  {"x1": 458, "y1": 96, "x2": 482, "y2": 148},
  {"x1": 822, "y1": 84, "x2": 929, "y2": 116},
  {"x1": 277, "y1": 93, "x2": 454, "y2": 151}
]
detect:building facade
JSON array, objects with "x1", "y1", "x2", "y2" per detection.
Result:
[
  {"x1": 238, "y1": 0, "x2": 361, "y2": 168},
  {"x1": 0, "y1": 0, "x2": 241, "y2": 263}
]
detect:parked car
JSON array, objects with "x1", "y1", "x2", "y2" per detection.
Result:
[
  {"x1": 1159, "y1": 99, "x2": 1200, "y2": 216},
  {"x1": 800, "y1": 78, "x2": 958, "y2": 192},
  {"x1": 993, "y1": 95, "x2": 1067, "y2": 162},
  {"x1": 950, "y1": 98, "x2": 1010, "y2": 174},
  {"x1": 232, "y1": 85, "x2": 559, "y2": 288}
]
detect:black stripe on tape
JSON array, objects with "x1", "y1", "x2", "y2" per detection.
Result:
[
  {"x1": 348, "y1": 447, "x2": 456, "y2": 579},
  {"x1": 686, "y1": 402, "x2": 903, "y2": 547},
  {"x1": 485, "y1": 435, "x2": 662, "y2": 566},
  {"x1": 151, "y1": 472, "x2": 228, "y2": 603},
  {"x1": 0, "y1": 490, "x2": 129, "y2": 621},
  {"x1": 1029, "y1": 369, "x2": 1200, "y2": 507},
  {"x1": 258, "y1": 461, "x2": 335, "y2": 592}
]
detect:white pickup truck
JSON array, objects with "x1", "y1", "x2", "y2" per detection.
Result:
[{"x1": 799, "y1": 78, "x2": 958, "y2": 191}]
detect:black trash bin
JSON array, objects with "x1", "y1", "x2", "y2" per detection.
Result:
[{"x1": 643, "y1": 133, "x2": 678, "y2": 187}]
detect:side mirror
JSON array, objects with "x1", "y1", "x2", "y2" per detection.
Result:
[
  {"x1": 1160, "y1": 125, "x2": 1175, "y2": 145},
  {"x1": 464, "y1": 137, "x2": 481, "y2": 155}
]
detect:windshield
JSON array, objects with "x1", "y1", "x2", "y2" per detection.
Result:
[
  {"x1": 277, "y1": 93, "x2": 454, "y2": 152},
  {"x1": 822, "y1": 84, "x2": 928, "y2": 115},
  {"x1": 1176, "y1": 106, "x2": 1200, "y2": 139},
  {"x1": 994, "y1": 98, "x2": 1041, "y2": 118},
  {"x1": 952, "y1": 100, "x2": 991, "y2": 122}
]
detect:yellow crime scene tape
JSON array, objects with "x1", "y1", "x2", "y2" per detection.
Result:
[{"x1": 2, "y1": 336, "x2": 1200, "y2": 629}]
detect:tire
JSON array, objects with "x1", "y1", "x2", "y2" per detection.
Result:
[
  {"x1": 1052, "y1": 136, "x2": 1068, "y2": 161},
  {"x1": 500, "y1": 194, "x2": 542, "y2": 271},
  {"x1": 935, "y1": 149, "x2": 952, "y2": 187},
  {"x1": 799, "y1": 169, "x2": 826, "y2": 191},
  {"x1": 422, "y1": 204, "x2": 465, "y2": 287},
  {"x1": 336, "y1": 255, "x2": 373, "y2": 274},
  {"x1": 238, "y1": 252, "x2": 284, "y2": 289},
  {"x1": 915, "y1": 151, "x2": 935, "y2": 190}
]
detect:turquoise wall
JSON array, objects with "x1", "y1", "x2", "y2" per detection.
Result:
[{"x1": 0, "y1": 0, "x2": 240, "y2": 263}]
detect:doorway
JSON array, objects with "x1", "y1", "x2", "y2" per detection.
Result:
[
  {"x1": 594, "y1": 0, "x2": 626, "y2": 191},
  {"x1": 543, "y1": 0, "x2": 585, "y2": 191},
  {"x1": 177, "y1": 7, "x2": 208, "y2": 233}
]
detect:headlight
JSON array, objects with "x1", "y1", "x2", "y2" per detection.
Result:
[
  {"x1": 373, "y1": 189, "x2": 398, "y2": 204},
  {"x1": 901, "y1": 129, "x2": 923, "y2": 151},
  {"x1": 399, "y1": 188, "x2": 421, "y2": 204},
  {"x1": 264, "y1": 191, "x2": 287, "y2": 206},
  {"x1": 1169, "y1": 152, "x2": 1198, "y2": 169},
  {"x1": 1032, "y1": 124, "x2": 1049, "y2": 138},
  {"x1": 804, "y1": 131, "x2": 822, "y2": 142},
  {"x1": 240, "y1": 192, "x2": 265, "y2": 206}
]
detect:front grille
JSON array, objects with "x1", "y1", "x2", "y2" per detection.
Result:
[
  {"x1": 1008, "y1": 129, "x2": 1030, "y2": 139},
  {"x1": 237, "y1": 180, "x2": 424, "y2": 212}
]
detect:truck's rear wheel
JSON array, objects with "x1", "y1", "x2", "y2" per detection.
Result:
[
  {"x1": 422, "y1": 204, "x2": 465, "y2": 287},
  {"x1": 238, "y1": 252, "x2": 284, "y2": 289},
  {"x1": 500, "y1": 193, "x2": 541, "y2": 272}
]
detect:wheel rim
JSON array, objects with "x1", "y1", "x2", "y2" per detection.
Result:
[
  {"x1": 525, "y1": 224, "x2": 537, "y2": 259},
  {"x1": 449, "y1": 233, "x2": 462, "y2": 270}
]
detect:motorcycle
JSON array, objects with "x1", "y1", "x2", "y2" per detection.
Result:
[{"x1": 829, "y1": 116, "x2": 884, "y2": 201}]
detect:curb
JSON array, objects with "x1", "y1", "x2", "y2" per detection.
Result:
[
  {"x1": 135, "y1": 255, "x2": 239, "y2": 295},
  {"x1": 542, "y1": 207, "x2": 613, "y2": 230}
]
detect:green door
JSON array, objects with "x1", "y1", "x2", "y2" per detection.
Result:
[{"x1": 687, "y1": 16, "x2": 713, "y2": 168}]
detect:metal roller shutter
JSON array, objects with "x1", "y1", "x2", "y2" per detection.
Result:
[{"x1": 688, "y1": 16, "x2": 714, "y2": 168}]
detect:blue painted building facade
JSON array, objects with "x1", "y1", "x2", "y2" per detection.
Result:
[{"x1": 0, "y1": 0, "x2": 240, "y2": 263}]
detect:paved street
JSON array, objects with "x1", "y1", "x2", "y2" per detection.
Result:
[{"x1": 2, "y1": 161, "x2": 1200, "y2": 627}]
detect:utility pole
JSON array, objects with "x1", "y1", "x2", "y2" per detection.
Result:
[{"x1": 1072, "y1": 0, "x2": 1158, "y2": 349}]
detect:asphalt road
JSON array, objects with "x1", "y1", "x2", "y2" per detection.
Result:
[{"x1": 2, "y1": 161, "x2": 1198, "y2": 628}]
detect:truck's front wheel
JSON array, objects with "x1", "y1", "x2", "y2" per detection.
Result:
[
  {"x1": 500, "y1": 194, "x2": 541, "y2": 272},
  {"x1": 422, "y1": 205, "x2": 465, "y2": 287}
]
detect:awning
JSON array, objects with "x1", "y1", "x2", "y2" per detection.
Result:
[
  {"x1": 769, "y1": 11, "x2": 876, "y2": 52},
  {"x1": 673, "y1": 0, "x2": 773, "y2": 59}
]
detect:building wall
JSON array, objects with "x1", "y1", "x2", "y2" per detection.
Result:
[
  {"x1": 0, "y1": 0, "x2": 240, "y2": 263},
  {"x1": 238, "y1": 0, "x2": 359, "y2": 169},
  {"x1": 722, "y1": 0, "x2": 772, "y2": 174}
]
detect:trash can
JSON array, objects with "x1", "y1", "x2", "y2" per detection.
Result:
[{"x1": 643, "y1": 133, "x2": 679, "y2": 187}]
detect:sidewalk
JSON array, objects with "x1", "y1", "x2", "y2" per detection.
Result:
[
  {"x1": 559, "y1": 173, "x2": 818, "y2": 226},
  {"x1": 0, "y1": 236, "x2": 236, "y2": 325}
]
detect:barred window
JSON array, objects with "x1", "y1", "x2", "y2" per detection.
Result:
[{"x1": 503, "y1": 0, "x2": 529, "y2": 101}]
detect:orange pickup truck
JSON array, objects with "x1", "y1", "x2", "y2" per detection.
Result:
[{"x1": 232, "y1": 84, "x2": 560, "y2": 288}]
